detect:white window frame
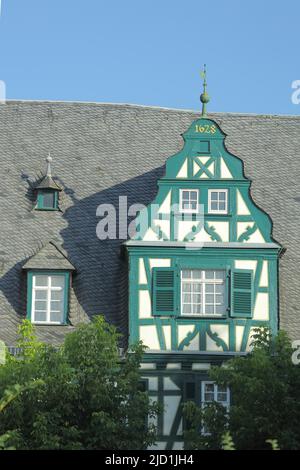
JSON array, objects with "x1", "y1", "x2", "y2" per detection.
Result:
[
  {"x1": 31, "y1": 274, "x2": 65, "y2": 325},
  {"x1": 181, "y1": 269, "x2": 226, "y2": 317},
  {"x1": 208, "y1": 189, "x2": 228, "y2": 214},
  {"x1": 201, "y1": 381, "x2": 230, "y2": 435},
  {"x1": 179, "y1": 189, "x2": 199, "y2": 214},
  {"x1": 201, "y1": 381, "x2": 230, "y2": 411}
]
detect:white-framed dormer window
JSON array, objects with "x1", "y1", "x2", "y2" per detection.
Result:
[
  {"x1": 208, "y1": 189, "x2": 228, "y2": 214},
  {"x1": 29, "y1": 273, "x2": 69, "y2": 324},
  {"x1": 201, "y1": 382, "x2": 230, "y2": 410},
  {"x1": 180, "y1": 189, "x2": 199, "y2": 214},
  {"x1": 181, "y1": 269, "x2": 226, "y2": 316}
]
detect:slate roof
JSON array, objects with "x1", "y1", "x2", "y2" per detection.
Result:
[
  {"x1": 35, "y1": 175, "x2": 62, "y2": 191},
  {"x1": 0, "y1": 100, "x2": 299, "y2": 346},
  {"x1": 22, "y1": 241, "x2": 75, "y2": 271}
]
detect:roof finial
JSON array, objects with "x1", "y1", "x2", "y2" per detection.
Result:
[
  {"x1": 200, "y1": 64, "x2": 210, "y2": 117},
  {"x1": 46, "y1": 153, "x2": 53, "y2": 176}
]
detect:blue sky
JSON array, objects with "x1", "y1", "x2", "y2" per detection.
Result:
[{"x1": 0, "y1": 0, "x2": 299, "y2": 115}]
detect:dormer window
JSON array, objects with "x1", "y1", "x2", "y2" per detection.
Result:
[
  {"x1": 208, "y1": 189, "x2": 228, "y2": 214},
  {"x1": 35, "y1": 155, "x2": 62, "y2": 211},
  {"x1": 23, "y1": 242, "x2": 76, "y2": 325},
  {"x1": 29, "y1": 272, "x2": 68, "y2": 324},
  {"x1": 37, "y1": 190, "x2": 58, "y2": 210}
]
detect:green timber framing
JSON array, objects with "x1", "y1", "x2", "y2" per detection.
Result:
[
  {"x1": 127, "y1": 245, "x2": 280, "y2": 352},
  {"x1": 140, "y1": 352, "x2": 242, "y2": 450},
  {"x1": 125, "y1": 114, "x2": 282, "y2": 449}
]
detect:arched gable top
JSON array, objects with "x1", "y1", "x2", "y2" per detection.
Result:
[{"x1": 164, "y1": 117, "x2": 245, "y2": 181}]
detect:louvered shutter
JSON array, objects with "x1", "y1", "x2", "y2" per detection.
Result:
[
  {"x1": 152, "y1": 267, "x2": 178, "y2": 316},
  {"x1": 230, "y1": 269, "x2": 253, "y2": 318}
]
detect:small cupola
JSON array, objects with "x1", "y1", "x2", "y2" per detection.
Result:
[{"x1": 35, "y1": 155, "x2": 62, "y2": 210}]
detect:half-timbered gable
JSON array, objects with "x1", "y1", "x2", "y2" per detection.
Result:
[{"x1": 125, "y1": 80, "x2": 282, "y2": 448}]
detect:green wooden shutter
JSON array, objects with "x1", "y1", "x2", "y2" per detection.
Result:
[
  {"x1": 152, "y1": 267, "x2": 178, "y2": 316},
  {"x1": 230, "y1": 269, "x2": 253, "y2": 318}
]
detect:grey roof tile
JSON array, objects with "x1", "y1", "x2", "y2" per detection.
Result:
[
  {"x1": 0, "y1": 101, "x2": 299, "y2": 345},
  {"x1": 22, "y1": 241, "x2": 76, "y2": 270}
]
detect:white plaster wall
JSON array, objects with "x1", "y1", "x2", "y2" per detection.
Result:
[
  {"x1": 253, "y1": 292, "x2": 269, "y2": 320},
  {"x1": 140, "y1": 325, "x2": 160, "y2": 349},
  {"x1": 237, "y1": 189, "x2": 250, "y2": 215},
  {"x1": 138, "y1": 290, "x2": 152, "y2": 319},
  {"x1": 138, "y1": 258, "x2": 147, "y2": 284},
  {"x1": 149, "y1": 258, "x2": 171, "y2": 271},
  {"x1": 235, "y1": 325, "x2": 245, "y2": 351},
  {"x1": 220, "y1": 158, "x2": 233, "y2": 178}
]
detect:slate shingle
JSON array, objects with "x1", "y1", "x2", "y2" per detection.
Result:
[{"x1": 0, "y1": 101, "x2": 299, "y2": 345}]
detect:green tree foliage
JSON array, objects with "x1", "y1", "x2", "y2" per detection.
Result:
[
  {"x1": 0, "y1": 317, "x2": 158, "y2": 450},
  {"x1": 184, "y1": 328, "x2": 300, "y2": 450},
  {"x1": 221, "y1": 432, "x2": 235, "y2": 450},
  {"x1": 184, "y1": 401, "x2": 228, "y2": 450},
  {"x1": 0, "y1": 381, "x2": 44, "y2": 450}
]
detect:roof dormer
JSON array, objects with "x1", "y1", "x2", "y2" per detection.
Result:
[{"x1": 35, "y1": 155, "x2": 62, "y2": 211}]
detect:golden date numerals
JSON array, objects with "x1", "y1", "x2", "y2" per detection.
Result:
[{"x1": 195, "y1": 124, "x2": 216, "y2": 134}]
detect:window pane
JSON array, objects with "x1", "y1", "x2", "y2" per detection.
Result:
[
  {"x1": 216, "y1": 284, "x2": 223, "y2": 293},
  {"x1": 215, "y1": 304, "x2": 225, "y2": 315},
  {"x1": 205, "y1": 294, "x2": 214, "y2": 303},
  {"x1": 210, "y1": 192, "x2": 218, "y2": 201},
  {"x1": 219, "y1": 192, "x2": 226, "y2": 201},
  {"x1": 205, "y1": 271, "x2": 214, "y2": 279},
  {"x1": 205, "y1": 305, "x2": 214, "y2": 314},
  {"x1": 183, "y1": 285, "x2": 191, "y2": 294},
  {"x1": 50, "y1": 310, "x2": 63, "y2": 323},
  {"x1": 204, "y1": 393, "x2": 214, "y2": 402},
  {"x1": 204, "y1": 384, "x2": 214, "y2": 402},
  {"x1": 51, "y1": 276, "x2": 65, "y2": 288},
  {"x1": 219, "y1": 202, "x2": 226, "y2": 211},
  {"x1": 206, "y1": 284, "x2": 214, "y2": 293},
  {"x1": 35, "y1": 300, "x2": 47, "y2": 311},
  {"x1": 193, "y1": 304, "x2": 201, "y2": 314},
  {"x1": 51, "y1": 290, "x2": 63, "y2": 301},
  {"x1": 211, "y1": 202, "x2": 218, "y2": 210},
  {"x1": 182, "y1": 270, "x2": 191, "y2": 279},
  {"x1": 215, "y1": 271, "x2": 225, "y2": 280},
  {"x1": 35, "y1": 290, "x2": 47, "y2": 300},
  {"x1": 183, "y1": 294, "x2": 191, "y2": 303},
  {"x1": 50, "y1": 300, "x2": 62, "y2": 310},
  {"x1": 205, "y1": 384, "x2": 214, "y2": 392},
  {"x1": 34, "y1": 275, "x2": 48, "y2": 287},
  {"x1": 182, "y1": 304, "x2": 192, "y2": 314},
  {"x1": 193, "y1": 292, "x2": 201, "y2": 301},
  {"x1": 181, "y1": 190, "x2": 198, "y2": 212},
  {"x1": 34, "y1": 311, "x2": 47, "y2": 322},
  {"x1": 217, "y1": 386, "x2": 228, "y2": 402},
  {"x1": 192, "y1": 270, "x2": 201, "y2": 279},
  {"x1": 42, "y1": 192, "x2": 55, "y2": 208}
]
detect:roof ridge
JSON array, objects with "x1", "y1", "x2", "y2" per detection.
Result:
[{"x1": 2, "y1": 99, "x2": 300, "y2": 119}]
